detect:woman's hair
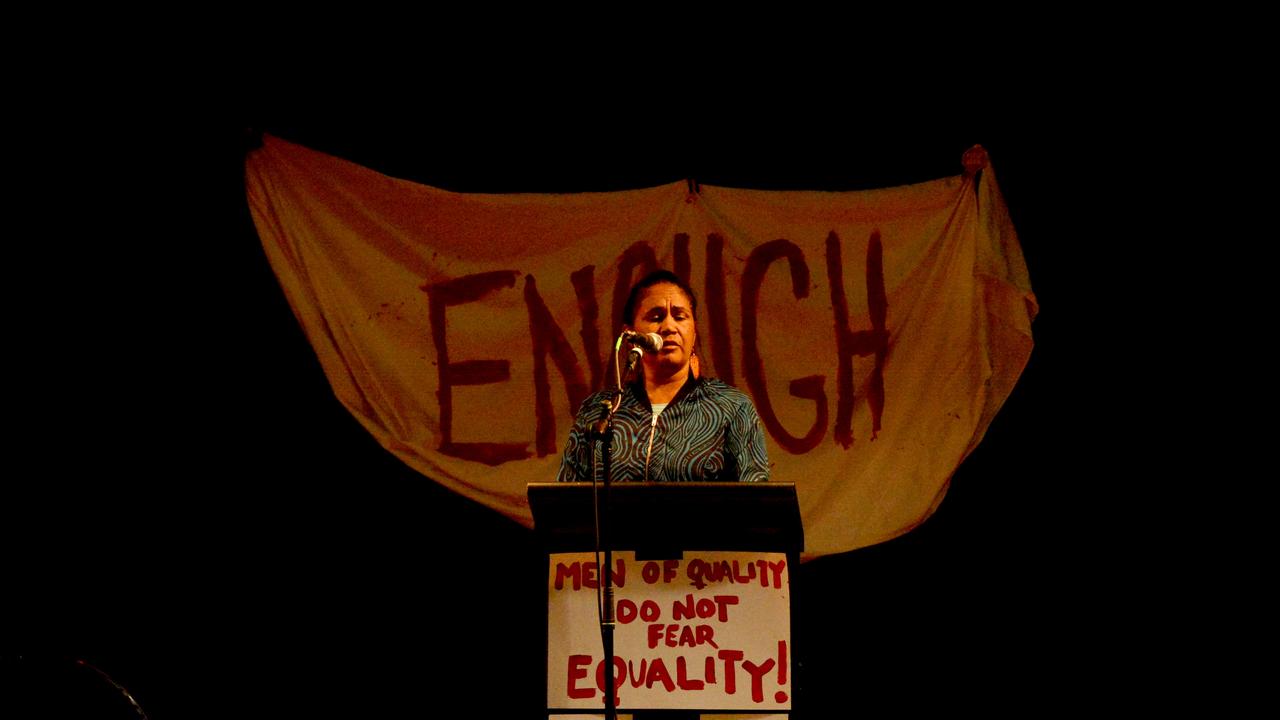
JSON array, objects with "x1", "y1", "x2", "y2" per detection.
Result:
[{"x1": 622, "y1": 269, "x2": 698, "y2": 326}]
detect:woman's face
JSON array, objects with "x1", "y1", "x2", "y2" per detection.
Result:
[{"x1": 628, "y1": 282, "x2": 696, "y2": 377}]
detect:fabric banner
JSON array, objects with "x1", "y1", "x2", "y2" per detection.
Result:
[{"x1": 244, "y1": 135, "x2": 1036, "y2": 558}]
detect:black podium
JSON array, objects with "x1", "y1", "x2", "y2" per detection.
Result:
[{"x1": 529, "y1": 482, "x2": 803, "y2": 718}]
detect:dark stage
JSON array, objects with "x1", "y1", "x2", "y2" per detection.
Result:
[{"x1": 9, "y1": 118, "x2": 1119, "y2": 717}]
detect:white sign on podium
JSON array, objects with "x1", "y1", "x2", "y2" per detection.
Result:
[{"x1": 548, "y1": 550, "x2": 792, "y2": 713}]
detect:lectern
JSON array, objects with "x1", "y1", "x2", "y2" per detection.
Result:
[{"x1": 529, "y1": 482, "x2": 803, "y2": 718}]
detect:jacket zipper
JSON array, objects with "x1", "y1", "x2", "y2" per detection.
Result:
[{"x1": 644, "y1": 411, "x2": 659, "y2": 481}]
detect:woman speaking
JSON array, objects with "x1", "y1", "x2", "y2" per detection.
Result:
[{"x1": 556, "y1": 270, "x2": 770, "y2": 484}]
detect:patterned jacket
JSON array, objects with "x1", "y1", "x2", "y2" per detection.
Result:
[{"x1": 555, "y1": 376, "x2": 770, "y2": 483}]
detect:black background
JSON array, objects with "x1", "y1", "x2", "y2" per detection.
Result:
[{"x1": 10, "y1": 105, "x2": 1133, "y2": 717}]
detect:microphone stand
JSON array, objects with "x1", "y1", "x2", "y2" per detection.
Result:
[{"x1": 590, "y1": 340, "x2": 641, "y2": 720}]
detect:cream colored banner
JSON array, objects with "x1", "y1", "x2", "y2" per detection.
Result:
[{"x1": 245, "y1": 135, "x2": 1036, "y2": 557}]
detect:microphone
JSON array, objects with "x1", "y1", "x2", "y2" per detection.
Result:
[{"x1": 621, "y1": 330, "x2": 664, "y2": 353}]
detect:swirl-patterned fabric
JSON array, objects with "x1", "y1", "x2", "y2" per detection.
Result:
[{"x1": 556, "y1": 377, "x2": 770, "y2": 484}]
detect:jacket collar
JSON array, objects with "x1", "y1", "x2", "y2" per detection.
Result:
[{"x1": 628, "y1": 373, "x2": 702, "y2": 412}]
